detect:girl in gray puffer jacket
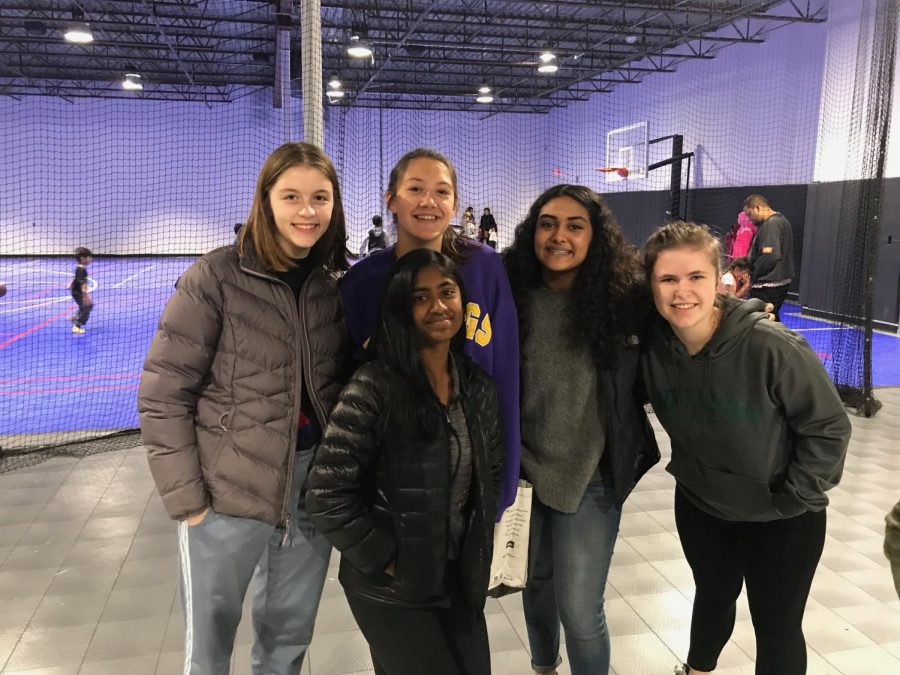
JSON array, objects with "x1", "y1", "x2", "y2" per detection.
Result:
[{"x1": 138, "y1": 142, "x2": 352, "y2": 675}]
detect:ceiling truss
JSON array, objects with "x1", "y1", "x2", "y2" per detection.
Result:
[{"x1": 0, "y1": 0, "x2": 827, "y2": 111}]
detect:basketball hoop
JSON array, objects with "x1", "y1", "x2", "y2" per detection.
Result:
[{"x1": 595, "y1": 167, "x2": 630, "y2": 178}]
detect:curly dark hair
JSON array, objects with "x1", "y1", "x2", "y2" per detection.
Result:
[{"x1": 504, "y1": 184, "x2": 648, "y2": 367}]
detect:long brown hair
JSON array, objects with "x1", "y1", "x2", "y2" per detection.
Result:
[
  {"x1": 238, "y1": 142, "x2": 350, "y2": 273},
  {"x1": 386, "y1": 147, "x2": 469, "y2": 263}
]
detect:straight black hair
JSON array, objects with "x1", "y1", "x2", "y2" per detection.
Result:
[{"x1": 369, "y1": 248, "x2": 467, "y2": 440}]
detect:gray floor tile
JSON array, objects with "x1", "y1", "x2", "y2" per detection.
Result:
[
  {"x1": 0, "y1": 390, "x2": 898, "y2": 674},
  {"x1": 77, "y1": 516, "x2": 142, "y2": 542},
  {"x1": 99, "y1": 584, "x2": 176, "y2": 623},
  {"x1": 78, "y1": 654, "x2": 159, "y2": 675},
  {"x1": 112, "y1": 557, "x2": 178, "y2": 591},
  {"x1": 0, "y1": 569, "x2": 56, "y2": 603},
  {"x1": 82, "y1": 617, "x2": 167, "y2": 663},
  {"x1": 27, "y1": 592, "x2": 108, "y2": 631},
  {"x1": 44, "y1": 563, "x2": 120, "y2": 597},
  {"x1": 4, "y1": 625, "x2": 94, "y2": 671}
]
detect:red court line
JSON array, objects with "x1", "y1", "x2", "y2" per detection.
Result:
[
  {"x1": 0, "y1": 308, "x2": 73, "y2": 350},
  {"x1": 23, "y1": 284, "x2": 71, "y2": 301},
  {"x1": 0, "y1": 384, "x2": 140, "y2": 395},
  {"x1": 0, "y1": 374, "x2": 140, "y2": 384}
]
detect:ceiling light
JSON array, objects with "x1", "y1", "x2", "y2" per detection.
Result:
[
  {"x1": 475, "y1": 94, "x2": 494, "y2": 104},
  {"x1": 326, "y1": 89, "x2": 345, "y2": 102},
  {"x1": 122, "y1": 73, "x2": 143, "y2": 91},
  {"x1": 537, "y1": 51, "x2": 558, "y2": 74},
  {"x1": 478, "y1": 85, "x2": 491, "y2": 95},
  {"x1": 346, "y1": 34, "x2": 373, "y2": 59},
  {"x1": 625, "y1": 34, "x2": 639, "y2": 45},
  {"x1": 328, "y1": 76, "x2": 342, "y2": 90},
  {"x1": 64, "y1": 22, "x2": 93, "y2": 43}
]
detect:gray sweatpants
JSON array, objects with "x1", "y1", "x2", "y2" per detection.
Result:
[{"x1": 177, "y1": 448, "x2": 331, "y2": 675}]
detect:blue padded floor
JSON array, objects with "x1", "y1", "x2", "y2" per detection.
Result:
[
  {"x1": 1, "y1": 262, "x2": 898, "y2": 437},
  {"x1": 0, "y1": 257, "x2": 193, "y2": 436}
]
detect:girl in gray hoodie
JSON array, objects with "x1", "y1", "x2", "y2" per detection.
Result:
[{"x1": 641, "y1": 221, "x2": 850, "y2": 675}]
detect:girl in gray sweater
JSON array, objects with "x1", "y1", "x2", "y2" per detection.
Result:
[{"x1": 504, "y1": 185, "x2": 659, "y2": 675}]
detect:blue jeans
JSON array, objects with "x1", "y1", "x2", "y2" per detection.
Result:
[
  {"x1": 523, "y1": 474, "x2": 622, "y2": 675},
  {"x1": 177, "y1": 448, "x2": 332, "y2": 675}
]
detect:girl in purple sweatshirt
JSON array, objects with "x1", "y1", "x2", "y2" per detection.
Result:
[{"x1": 339, "y1": 148, "x2": 521, "y2": 515}]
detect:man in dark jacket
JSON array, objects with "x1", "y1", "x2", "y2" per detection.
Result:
[{"x1": 744, "y1": 194, "x2": 794, "y2": 321}]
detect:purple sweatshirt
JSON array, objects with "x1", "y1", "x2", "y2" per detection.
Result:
[{"x1": 339, "y1": 242, "x2": 521, "y2": 516}]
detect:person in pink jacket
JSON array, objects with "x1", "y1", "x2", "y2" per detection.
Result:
[{"x1": 726, "y1": 211, "x2": 757, "y2": 261}]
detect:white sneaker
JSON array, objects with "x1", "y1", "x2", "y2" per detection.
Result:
[{"x1": 673, "y1": 666, "x2": 688, "y2": 675}]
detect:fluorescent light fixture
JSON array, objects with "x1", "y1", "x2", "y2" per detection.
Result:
[
  {"x1": 478, "y1": 85, "x2": 491, "y2": 94},
  {"x1": 122, "y1": 73, "x2": 143, "y2": 90},
  {"x1": 475, "y1": 94, "x2": 494, "y2": 104},
  {"x1": 346, "y1": 35, "x2": 373, "y2": 59},
  {"x1": 537, "y1": 51, "x2": 558, "y2": 73},
  {"x1": 64, "y1": 22, "x2": 93, "y2": 43},
  {"x1": 326, "y1": 89, "x2": 345, "y2": 101}
]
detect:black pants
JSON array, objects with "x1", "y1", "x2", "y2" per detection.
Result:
[
  {"x1": 749, "y1": 284, "x2": 789, "y2": 321},
  {"x1": 346, "y1": 592, "x2": 491, "y2": 675},
  {"x1": 71, "y1": 293, "x2": 93, "y2": 327},
  {"x1": 674, "y1": 487, "x2": 825, "y2": 675}
]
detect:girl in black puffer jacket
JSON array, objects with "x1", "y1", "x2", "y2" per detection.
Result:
[{"x1": 307, "y1": 249, "x2": 504, "y2": 675}]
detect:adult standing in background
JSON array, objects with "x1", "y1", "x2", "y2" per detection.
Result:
[
  {"x1": 479, "y1": 207, "x2": 499, "y2": 249},
  {"x1": 744, "y1": 194, "x2": 793, "y2": 321}
]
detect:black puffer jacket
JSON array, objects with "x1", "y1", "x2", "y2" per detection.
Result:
[
  {"x1": 139, "y1": 244, "x2": 351, "y2": 525},
  {"x1": 306, "y1": 356, "x2": 504, "y2": 610}
]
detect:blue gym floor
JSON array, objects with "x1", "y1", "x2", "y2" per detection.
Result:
[
  {"x1": 0, "y1": 257, "x2": 195, "y2": 437},
  {"x1": 1, "y1": 256, "x2": 899, "y2": 437}
]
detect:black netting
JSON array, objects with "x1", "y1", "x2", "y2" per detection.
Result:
[{"x1": 2, "y1": 1, "x2": 896, "y2": 455}]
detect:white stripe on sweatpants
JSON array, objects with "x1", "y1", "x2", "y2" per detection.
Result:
[{"x1": 178, "y1": 521, "x2": 194, "y2": 675}]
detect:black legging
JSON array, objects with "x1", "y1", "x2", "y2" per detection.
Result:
[
  {"x1": 346, "y1": 592, "x2": 490, "y2": 675},
  {"x1": 674, "y1": 487, "x2": 825, "y2": 674},
  {"x1": 72, "y1": 292, "x2": 93, "y2": 327}
]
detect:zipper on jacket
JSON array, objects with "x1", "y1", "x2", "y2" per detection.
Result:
[
  {"x1": 240, "y1": 263, "x2": 301, "y2": 528},
  {"x1": 297, "y1": 279, "x2": 328, "y2": 433},
  {"x1": 280, "y1": 513, "x2": 292, "y2": 548}
]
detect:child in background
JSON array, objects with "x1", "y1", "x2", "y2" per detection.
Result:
[
  {"x1": 726, "y1": 211, "x2": 757, "y2": 261},
  {"x1": 70, "y1": 247, "x2": 93, "y2": 334},
  {"x1": 728, "y1": 257, "x2": 752, "y2": 298}
]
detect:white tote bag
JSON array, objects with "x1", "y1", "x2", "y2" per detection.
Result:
[{"x1": 487, "y1": 479, "x2": 533, "y2": 597}]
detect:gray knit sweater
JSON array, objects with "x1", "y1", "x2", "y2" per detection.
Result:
[{"x1": 520, "y1": 287, "x2": 606, "y2": 513}]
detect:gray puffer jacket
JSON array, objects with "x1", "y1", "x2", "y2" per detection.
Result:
[{"x1": 138, "y1": 244, "x2": 351, "y2": 525}]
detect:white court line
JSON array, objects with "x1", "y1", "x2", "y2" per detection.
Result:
[{"x1": 110, "y1": 264, "x2": 156, "y2": 289}]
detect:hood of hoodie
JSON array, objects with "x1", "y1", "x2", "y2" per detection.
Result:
[{"x1": 643, "y1": 296, "x2": 795, "y2": 521}]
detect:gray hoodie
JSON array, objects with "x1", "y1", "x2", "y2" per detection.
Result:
[{"x1": 641, "y1": 296, "x2": 850, "y2": 522}]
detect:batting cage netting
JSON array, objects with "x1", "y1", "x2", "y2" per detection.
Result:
[{"x1": 1, "y1": 0, "x2": 896, "y2": 462}]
